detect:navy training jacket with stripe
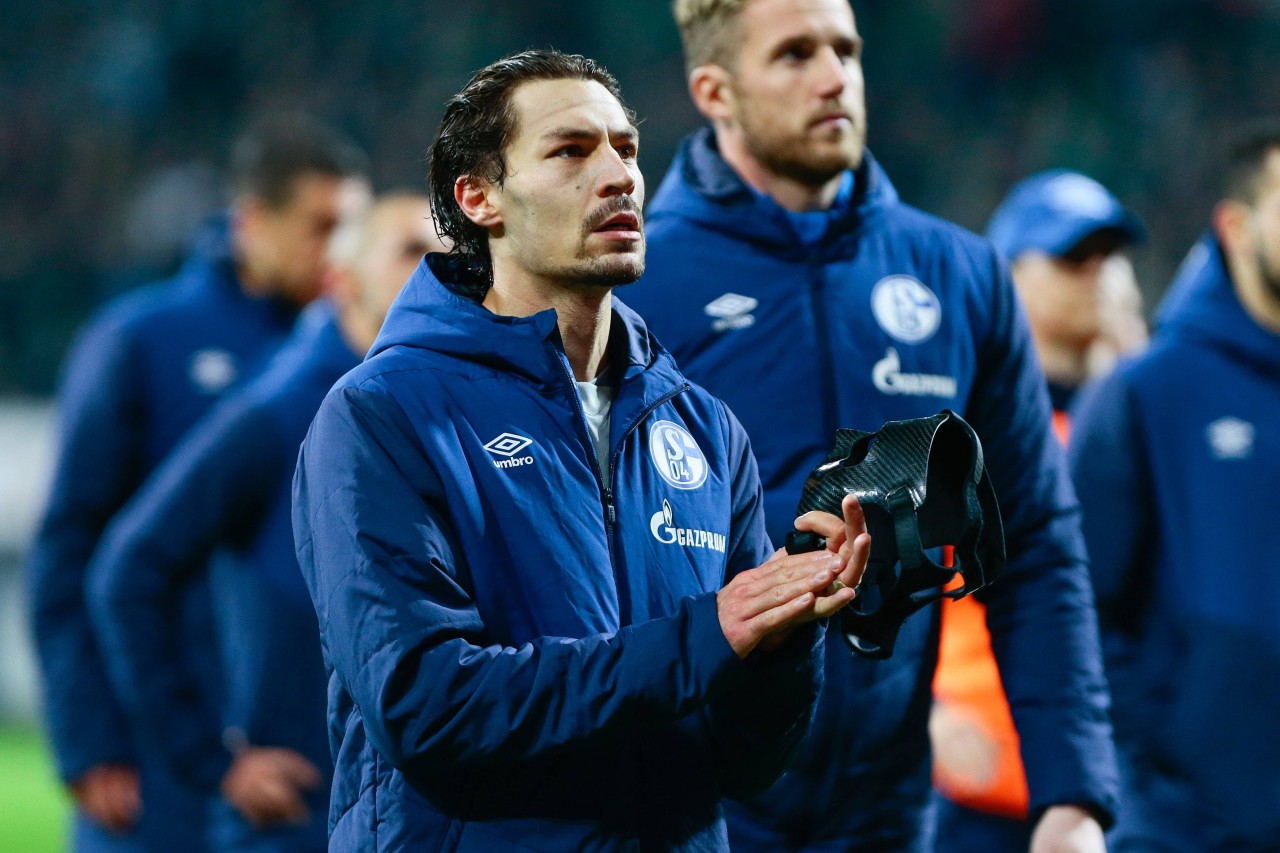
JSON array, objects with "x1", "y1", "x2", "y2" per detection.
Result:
[
  {"x1": 624, "y1": 128, "x2": 1118, "y2": 849},
  {"x1": 292, "y1": 255, "x2": 827, "y2": 852},
  {"x1": 25, "y1": 217, "x2": 298, "y2": 848},
  {"x1": 86, "y1": 302, "x2": 355, "y2": 816},
  {"x1": 1070, "y1": 236, "x2": 1280, "y2": 850}
]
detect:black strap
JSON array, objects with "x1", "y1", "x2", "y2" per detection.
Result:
[{"x1": 786, "y1": 410, "x2": 1006, "y2": 659}]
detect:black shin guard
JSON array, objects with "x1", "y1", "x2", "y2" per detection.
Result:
[{"x1": 785, "y1": 410, "x2": 1005, "y2": 658}]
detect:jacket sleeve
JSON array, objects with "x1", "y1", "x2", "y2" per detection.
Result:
[
  {"x1": 24, "y1": 315, "x2": 145, "y2": 782},
  {"x1": 1067, "y1": 366, "x2": 1156, "y2": 742},
  {"x1": 964, "y1": 251, "x2": 1119, "y2": 825},
  {"x1": 705, "y1": 402, "x2": 825, "y2": 799},
  {"x1": 86, "y1": 393, "x2": 287, "y2": 792},
  {"x1": 294, "y1": 383, "x2": 776, "y2": 782}
]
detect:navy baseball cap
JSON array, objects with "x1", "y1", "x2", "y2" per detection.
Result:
[{"x1": 986, "y1": 170, "x2": 1145, "y2": 261}]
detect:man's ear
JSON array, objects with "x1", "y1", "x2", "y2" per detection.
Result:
[
  {"x1": 689, "y1": 64, "x2": 736, "y2": 124},
  {"x1": 1213, "y1": 199, "x2": 1250, "y2": 255},
  {"x1": 232, "y1": 196, "x2": 267, "y2": 243},
  {"x1": 323, "y1": 262, "x2": 356, "y2": 307},
  {"x1": 455, "y1": 175, "x2": 502, "y2": 229}
]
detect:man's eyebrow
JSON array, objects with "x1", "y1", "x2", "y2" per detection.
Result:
[{"x1": 540, "y1": 125, "x2": 639, "y2": 143}]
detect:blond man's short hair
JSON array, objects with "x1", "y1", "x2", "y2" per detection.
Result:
[{"x1": 672, "y1": 0, "x2": 752, "y2": 73}]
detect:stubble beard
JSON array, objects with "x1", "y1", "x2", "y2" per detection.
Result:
[
  {"x1": 564, "y1": 198, "x2": 646, "y2": 289},
  {"x1": 563, "y1": 245, "x2": 646, "y2": 290},
  {"x1": 737, "y1": 98, "x2": 865, "y2": 189},
  {"x1": 520, "y1": 230, "x2": 645, "y2": 292},
  {"x1": 1253, "y1": 234, "x2": 1280, "y2": 309}
]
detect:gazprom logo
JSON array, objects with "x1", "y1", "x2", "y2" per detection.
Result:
[
  {"x1": 650, "y1": 499, "x2": 726, "y2": 553},
  {"x1": 872, "y1": 348, "x2": 957, "y2": 398},
  {"x1": 648, "y1": 420, "x2": 709, "y2": 490},
  {"x1": 484, "y1": 432, "x2": 535, "y2": 470}
]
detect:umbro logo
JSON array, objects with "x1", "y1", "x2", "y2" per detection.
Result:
[
  {"x1": 484, "y1": 433, "x2": 532, "y2": 456},
  {"x1": 705, "y1": 293, "x2": 758, "y2": 332},
  {"x1": 189, "y1": 348, "x2": 237, "y2": 394},
  {"x1": 483, "y1": 432, "x2": 535, "y2": 469},
  {"x1": 1206, "y1": 417, "x2": 1254, "y2": 460}
]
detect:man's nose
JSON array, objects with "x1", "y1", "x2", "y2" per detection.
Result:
[
  {"x1": 814, "y1": 46, "x2": 849, "y2": 98},
  {"x1": 597, "y1": 149, "x2": 637, "y2": 197}
]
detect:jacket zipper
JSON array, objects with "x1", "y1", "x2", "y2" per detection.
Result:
[
  {"x1": 603, "y1": 383, "x2": 692, "y2": 624},
  {"x1": 554, "y1": 349, "x2": 690, "y2": 621},
  {"x1": 808, "y1": 258, "x2": 839, "y2": 442}
]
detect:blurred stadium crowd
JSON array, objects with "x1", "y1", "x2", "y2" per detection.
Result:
[{"x1": 3, "y1": 0, "x2": 1280, "y2": 396}]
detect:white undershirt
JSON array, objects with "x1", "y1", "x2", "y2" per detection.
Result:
[{"x1": 576, "y1": 376, "x2": 615, "y2": 488}]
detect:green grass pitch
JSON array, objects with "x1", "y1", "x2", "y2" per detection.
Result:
[{"x1": 0, "y1": 725, "x2": 70, "y2": 852}]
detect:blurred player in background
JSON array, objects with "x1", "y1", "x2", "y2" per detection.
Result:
[
  {"x1": 626, "y1": 1, "x2": 1118, "y2": 849},
  {"x1": 26, "y1": 115, "x2": 368, "y2": 852},
  {"x1": 932, "y1": 170, "x2": 1145, "y2": 851},
  {"x1": 1071, "y1": 121, "x2": 1280, "y2": 851},
  {"x1": 984, "y1": 170, "x2": 1147, "y2": 435},
  {"x1": 82, "y1": 194, "x2": 440, "y2": 853}
]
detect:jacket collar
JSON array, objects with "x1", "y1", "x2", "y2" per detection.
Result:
[
  {"x1": 371, "y1": 254, "x2": 687, "y2": 400},
  {"x1": 646, "y1": 126, "x2": 899, "y2": 254},
  {"x1": 180, "y1": 211, "x2": 299, "y2": 330},
  {"x1": 1155, "y1": 233, "x2": 1280, "y2": 376}
]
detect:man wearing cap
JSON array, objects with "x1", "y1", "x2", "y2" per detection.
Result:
[
  {"x1": 986, "y1": 170, "x2": 1147, "y2": 427},
  {"x1": 1070, "y1": 121, "x2": 1280, "y2": 851},
  {"x1": 931, "y1": 170, "x2": 1145, "y2": 851}
]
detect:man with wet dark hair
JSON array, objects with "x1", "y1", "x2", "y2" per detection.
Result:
[
  {"x1": 426, "y1": 50, "x2": 638, "y2": 294},
  {"x1": 27, "y1": 115, "x2": 367, "y2": 852},
  {"x1": 294, "y1": 49, "x2": 869, "y2": 852},
  {"x1": 1071, "y1": 119, "x2": 1280, "y2": 851}
]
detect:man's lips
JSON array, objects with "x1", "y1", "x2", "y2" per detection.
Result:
[
  {"x1": 811, "y1": 112, "x2": 852, "y2": 128},
  {"x1": 594, "y1": 211, "x2": 641, "y2": 232},
  {"x1": 592, "y1": 211, "x2": 642, "y2": 240}
]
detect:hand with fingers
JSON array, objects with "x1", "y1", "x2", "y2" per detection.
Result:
[
  {"x1": 71, "y1": 762, "x2": 142, "y2": 833},
  {"x1": 719, "y1": 495, "x2": 871, "y2": 659},
  {"x1": 220, "y1": 746, "x2": 322, "y2": 829}
]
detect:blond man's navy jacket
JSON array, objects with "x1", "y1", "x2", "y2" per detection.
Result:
[{"x1": 625, "y1": 128, "x2": 1119, "y2": 849}]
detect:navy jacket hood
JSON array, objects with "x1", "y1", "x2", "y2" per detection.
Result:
[
  {"x1": 647, "y1": 126, "x2": 899, "y2": 255},
  {"x1": 1155, "y1": 234, "x2": 1280, "y2": 377},
  {"x1": 181, "y1": 212, "x2": 302, "y2": 329},
  {"x1": 372, "y1": 252, "x2": 670, "y2": 387}
]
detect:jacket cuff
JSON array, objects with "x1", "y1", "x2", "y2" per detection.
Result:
[
  {"x1": 684, "y1": 592, "x2": 752, "y2": 693},
  {"x1": 168, "y1": 731, "x2": 236, "y2": 795},
  {"x1": 719, "y1": 619, "x2": 824, "y2": 741},
  {"x1": 1019, "y1": 709, "x2": 1120, "y2": 829},
  {"x1": 53, "y1": 723, "x2": 136, "y2": 785}
]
